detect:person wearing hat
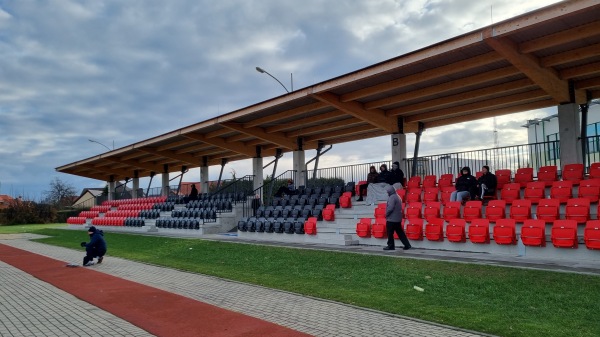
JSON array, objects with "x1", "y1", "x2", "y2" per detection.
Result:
[
  {"x1": 451, "y1": 166, "x2": 478, "y2": 203},
  {"x1": 80, "y1": 226, "x2": 107, "y2": 266},
  {"x1": 390, "y1": 161, "x2": 405, "y2": 188},
  {"x1": 357, "y1": 166, "x2": 379, "y2": 202}
]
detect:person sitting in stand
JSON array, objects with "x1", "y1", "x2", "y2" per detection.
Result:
[
  {"x1": 366, "y1": 164, "x2": 394, "y2": 206},
  {"x1": 476, "y1": 165, "x2": 497, "y2": 204},
  {"x1": 357, "y1": 166, "x2": 378, "y2": 202},
  {"x1": 390, "y1": 161, "x2": 405, "y2": 189},
  {"x1": 274, "y1": 179, "x2": 297, "y2": 197},
  {"x1": 188, "y1": 184, "x2": 199, "y2": 201},
  {"x1": 450, "y1": 166, "x2": 477, "y2": 204}
]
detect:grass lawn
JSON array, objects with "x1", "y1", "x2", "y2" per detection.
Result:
[
  {"x1": 16, "y1": 228, "x2": 600, "y2": 337},
  {"x1": 0, "y1": 223, "x2": 67, "y2": 234}
]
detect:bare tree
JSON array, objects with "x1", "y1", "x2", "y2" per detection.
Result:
[{"x1": 44, "y1": 177, "x2": 77, "y2": 208}]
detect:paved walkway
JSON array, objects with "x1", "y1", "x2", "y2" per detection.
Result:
[{"x1": 0, "y1": 234, "x2": 493, "y2": 337}]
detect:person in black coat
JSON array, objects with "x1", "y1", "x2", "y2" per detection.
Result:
[
  {"x1": 189, "y1": 184, "x2": 199, "y2": 201},
  {"x1": 476, "y1": 165, "x2": 497, "y2": 202},
  {"x1": 390, "y1": 161, "x2": 405, "y2": 187},
  {"x1": 81, "y1": 226, "x2": 107, "y2": 266},
  {"x1": 450, "y1": 167, "x2": 477, "y2": 203},
  {"x1": 377, "y1": 164, "x2": 393, "y2": 184}
]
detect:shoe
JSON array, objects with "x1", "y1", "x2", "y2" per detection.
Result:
[
  {"x1": 357, "y1": 197, "x2": 363, "y2": 202},
  {"x1": 83, "y1": 261, "x2": 95, "y2": 266},
  {"x1": 97, "y1": 256, "x2": 103, "y2": 264},
  {"x1": 403, "y1": 245, "x2": 412, "y2": 251},
  {"x1": 383, "y1": 246, "x2": 395, "y2": 251}
]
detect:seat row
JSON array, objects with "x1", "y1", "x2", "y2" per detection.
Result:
[
  {"x1": 90, "y1": 205, "x2": 111, "y2": 213},
  {"x1": 255, "y1": 204, "x2": 325, "y2": 221},
  {"x1": 102, "y1": 196, "x2": 166, "y2": 207},
  {"x1": 356, "y1": 217, "x2": 600, "y2": 250},
  {"x1": 238, "y1": 217, "x2": 318, "y2": 235},
  {"x1": 66, "y1": 217, "x2": 87, "y2": 224},
  {"x1": 171, "y1": 208, "x2": 217, "y2": 221},
  {"x1": 186, "y1": 200, "x2": 233, "y2": 212},
  {"x1": 400, "y1": 198, "x2": 595, "y2": 223},
  {"x1": 155, "y1": 218, "x2": 201, "y2": 230}
]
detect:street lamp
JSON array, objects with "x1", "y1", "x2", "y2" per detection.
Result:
[
  {"x1": 88, "y1": 139, "x2": 113, "y2": 151},
  {"x1": 255, "y1": 66, "x2": 293, "y2": 93}
]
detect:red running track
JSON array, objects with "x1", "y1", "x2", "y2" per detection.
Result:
[{"x1": 0, "y1": 244, "x2": 312, "y2": 337}]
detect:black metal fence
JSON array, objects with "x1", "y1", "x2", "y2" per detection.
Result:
[{"x1": 242, "y1": 170, "x2": 296, "y2": 218}]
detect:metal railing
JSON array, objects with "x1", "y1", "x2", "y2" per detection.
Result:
[
  {"x1": 209, "y1": 175, "x2": 255, "y2": 202},
  {"x1": 242, "y1": 170, "x2": 296, "y2": 218},
  {"x1": 306, "y1": 161, "x2": 392, "y2": 186}
]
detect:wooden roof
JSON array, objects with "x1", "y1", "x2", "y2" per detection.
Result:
[{"x1": 57, "y1": 0, "x2": 600, "y2": 181}]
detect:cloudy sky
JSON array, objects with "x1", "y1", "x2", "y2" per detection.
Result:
[{"x1": 0, "y1": 0, "x2": 562, "y2": 199}]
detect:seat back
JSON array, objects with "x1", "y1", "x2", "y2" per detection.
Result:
[
  {"x1": 423, "y1": 187, "x2": 439, "y2": 202},
  {"x1": 407, "y1": 176, "x2": 421, "y2": 189},
  {"x1": 584, "y1": 220, "x2": 600, "y2": 250},
  {"x1": 423, "y1": 201, "x2": 442, "y2": 220},
  {"x1": 356, "y1": 218, "x2": 372, "y2": 238},
  {"x1": 562, "y1": 163, "x2": 584, "y2": 184},
  {"x1": 446, "y1": 218, "x2": 466, "y2": 242},
  {"x1": 423, "y1": 175, "x2": 437, "y2": 188},
  {"x1": 469, "y1": 218, "x2": 490, "y2": 244},
  {"x1": 495, "y1": 169, "x2": 512, "y2": 190},
  {"x1": 404, "y1": 218, "x2": 424, "y2": 240},
  {"x1": 374, "y1": 203, "x2": 386, "y2": 219},
  {"x1": 551, "y1": 220, "x2": 578, "y2": 248},
  {"x1": 339, "y1": 191, "x2": 352, "y2": 208},
  {"x1": 590, "y1": 162, "x2": 600, "y2": 180},
  {"x1": 396, "y1": 188, "x2": 406, "y2": 200},
  {"x1": 537, "y1": 165, "x2": 558, "y2": 186},
  {"x1": 550, "y1": 180, "x2": 573, "y2": 203},
  {"x1": 521, "y1": 219, "x2": 546, "y2": 246},
  {"x1": 493, "y1": 218, "x2": 516, "y2": 245},
  {"x1": 509, "y1": 199, "x2": 532, "y2": 221},
  {"x1": 405, "y1": 202, "x2": 422, "y2": 219},
  {"x1": 578, "y1": 179, "x2": 600, "y2": 202},
  {"x1": 523, "y1": 181, "x2": 546, "y2": 203},
  {"x1": 463, "y1": 200, "x2": 482, "y2": 221},
  {"x1": 405, "y1": 188, "x2": 422, "y2": 203},
  {"x1": 536, "y1": 198, "x2": 560, "y2": 223},
  {"x1": 500, "y1": 183, "x2": 521, "y2": 203},
  {"x1": 565, "y1": 198, "x2": 590, "y2": 223},
  {"x1": 514, "y1": 167, "x2": 534, "y2": 188},
  {"x1": 443, "y1": 201, "x2": 462, "y2": 221},
  {"x1": 425, "y1": 218, "x2": 444, "y2": 241},
  {"x1": 372, "y1": 218, "x2": 387, "y2": 238},
  {"x1": 304, "y1": 217, "x2": 317, "y2": 235},
  {"x1": 485, "y1": 200, "x2": 506, "y2": 221},
  {"x1": 440, "y1": 186, "x2": 455, "y2": 205},
  {"x1": 438, "y1": 174, "x2": 454, "y2": 188}
]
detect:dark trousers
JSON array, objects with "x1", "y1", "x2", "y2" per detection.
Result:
[
  {"x1": 386, "y1": 221, "x2": 411, "y2": 249},
  {"x1": 358, "y1": 183, "x2": 369, "y2": 198},
  {"x1": 83, "y1": 246, "x2": 106, "y2": 264}
]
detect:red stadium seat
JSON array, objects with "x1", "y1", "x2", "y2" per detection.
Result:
[
  {"x1": 536, "y1": 198, "x2": 560, "y2": 223},
  {"x1": 372, "y1": 218, "x2": 387, "y2": 238},
  {"x1": 423, "y1": 201, "x2": 441, "y2": 220},
  {"x1": 405, "y1": 202, "x2": 422, "y2": 219},
  {"x1": 443, "y1": 201, "x2": 462, "y2": 221},
  {"x1": 374, "y1": 203, "x2": 386, "y2": 219},
  {"x1": 521, "y1": 219, "x2": 546, "y2": 246},
  {"x1": 537, "y1": 165, "x2": 558, "y2": 187},
  {"x1": 463, "y1": 200, "x2": 482, "y2": 221},
  {"x1": 495, "y1": 169, "x2": 512, "y2": 190},
  {"x1": 405, "y1": 188, "x2": 422, "y2": 203},
  {"x1": 404, "y1": 218, "x2": 424, "y2": 240},
  {"x1": 550, "y1": 180, "x2": 573, "y2": 203},
  {"x1": 523, "y1": 181, "x2": 546, "y2": 204},
  {"x1": 509, "y1": 199, "x2": 531, "y2": 221},
  {"x1": 446, "y1": 219, "x2": 466, "y2": 242},
  {"x1": 423, "y1": 187, "x2": 439, "y2": 202},
  {"x1": 500, "y1": 183, "x2": 521, "y2": 204},
  {"x1": 440, "y1": 186, "x2": 454, "y2": 205},
  {"x1": 475, "y1": 171, "x2": 483, "y2": 179},
  {"x1": 304, "y1": 217, "x2": 317, "y2": 235},
  {"x1": 425, "y1": 218, "x2": 444, "y2": 241},
  {"x1": 485, "y1": 200, "x2": 506, "y2": 221},
  {"x1": 407, "y1": 176, "x2": 421, "y2": 189},
  {"x1": 584, "y1": 220, "x2": 600, "y2": 250},
  {"x1": 551, "y1": 220, "x2": 578, "y2": 248},
  {"x1": 514, "y1": 167, "x2": 534, "y2": 188},
  {"x1": 562, "y1": 163, "x2": 584, "y2": 185},
  {"x1": 468, "y1": 218, "x2": 490, "y2": 244},
  {"x1": 565, "y1": 198, "x2": 590, "y2": 223},
  {"x1": 578, "y1": 179, "x2": 600, "y2": 203},
  {"x1": 423, "y1": 175, "x2": 437, "y2": 188},
  {"x1": 356, "y1": 218, "x2": 372, "y2": 237},
  {"x1": 396, "y1": 188, "x2": 406, "y2": 201},
  {"x1": 438, "y1": 173, "x2": 454, "y2": 187},
  {"x1": 355, "y1": 180, "x2": 367, "y2": 197},
  {"x1": 322, "y1": 204, "x2": 336, "y2": 221},
  {"x1": 493, "y1": 218, "x2": 517, "y2": 245},
  {"x1": 590, "y1": 162, "x2": 600, "y2": 180},
  {"x1": 339, "y1": 192, "x2": 352, "y2": 208}
]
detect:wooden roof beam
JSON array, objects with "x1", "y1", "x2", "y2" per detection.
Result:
[
  {"x1": 183, "y1": 133, "x2": 256, "y2": 157},
  {"x1": 138, "y1": 148, "x2": 201, "y2": 166},
  {"x1": 265, "y1": 110, "x2": 346, "y2": 133},
  {"x1": 520, "y1": 20, "x2": 600, "y2": 53},
  {"x1": 156, "y1": 139, "x2": 196, "y2": 152},
  {"x1": 313, "y1": 92, "x2": 396, "y2": 133},
  {"x1": 485, "y1": 35, "x2": 585, "y2": 103},
  {"x1": 576, "y1": 77, "x2": 600, "y2": 90},
  {"x1": 243, "y1": 102, "x2": 329, "y2": 128},
  {"x1": 286, "y1": 117, "x2": 364, "y2": 138},
  {"x1": 560, "y1": 61, "x2": 600, "y2": 79},
  {"x1": 303, "y1": 125, "x2": 378, "y2": 142},
  {"x1": 106, "y1": 157, "x2": 163, "y2": 173},
  {"x1": 220, "y1": 122, "x2": 296, "y2": 149},
  {"x1": 541, "y1": 43, "x2": 600, "y2": 68},
  {"x1": 366, "y1": 66, "x2": 521, "y2": 109}
]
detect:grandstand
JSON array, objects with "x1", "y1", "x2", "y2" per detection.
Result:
[{"x1": 60, "y1": 1, "x2": 600, "y2": 265}]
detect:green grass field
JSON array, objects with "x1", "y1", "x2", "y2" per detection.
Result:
[{"x1": 10, "y1": 227, "x2": 597, "y2": 337}]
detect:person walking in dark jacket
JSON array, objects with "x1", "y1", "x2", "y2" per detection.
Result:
[
  {"x1": 476, "y1": 165, "x2": 497, "y2": 203},
  {"x1": 81, "y1": 226, "x2": 107, "y2": 266},
  {"x1": 383, "y1": 185, "x2": 411, "y2": 251},
  {"x1": 450, "y1": 167, "x2": 477, "y2": 203},
  {"x1": 357, "y1": 166, "x2": 379, "y2": 202}
]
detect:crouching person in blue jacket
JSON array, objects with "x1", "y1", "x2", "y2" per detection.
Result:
[{"x1": 81, "y1": 226, "x2": 107, "y2": 266}]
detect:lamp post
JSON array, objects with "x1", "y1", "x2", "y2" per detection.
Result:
[
  {"x1": 88, "y1": 139, "x2": 113, "y2": 151},
  {"x1": 255, "y1": 66, "x2": 292, "y2": 93}
]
